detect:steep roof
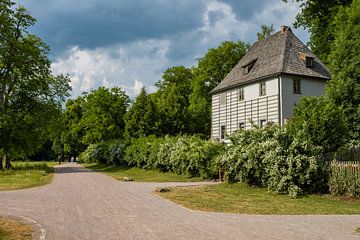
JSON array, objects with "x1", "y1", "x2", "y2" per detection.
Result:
[{"x1": 210, "y1": 26, "x2": 330, "y2": 94}]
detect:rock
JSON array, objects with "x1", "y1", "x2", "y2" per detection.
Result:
[{"x1": 123, "y1": 176, "x2": 133, "y2": 182}]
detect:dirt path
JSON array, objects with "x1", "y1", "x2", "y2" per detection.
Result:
[{"x1": 0, "y1": 163, "x2": 359, "y2": 240}]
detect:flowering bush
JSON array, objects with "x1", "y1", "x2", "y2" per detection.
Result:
[
  {"x1": 124, "y1": 135, "x2": 223, "y2": 178},
  {"x1": 329, "y1": 163, "x2": 360, "y2": 198},
  {"x1": 79, "y1": 140, "x2": 126, "y2": 165},
  {"x1": 216, "y1": 124, "x2": 328, "y2": 197}
]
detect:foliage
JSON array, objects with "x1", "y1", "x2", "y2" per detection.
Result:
[
  {"x1": 287, "y1": 97, "x2": 348, "y2": 153},
  {"x1": 124, "y1": 135, "x2": 224, "y2": 178},
  {"x1": 189, "y1": 41, "x2": 249, "y2": 135},
  {"x1": 155, "y1": 66, "x2": 193, "y2": 136},
  {"x1": 0, "y1": 0, "x2": 71, "y2": 169},
  {"x1": 327, "y1": 0, "x2": 360, "y2": 147},
  {"x1": 216, "y1": 124, "x2": 327, "y2": 197},
  {"x1": 79, "y1": 140, "x2": 126, "y2": 165},
  {"x1": 283, "y1": 0, "x2": 353, "y2": 63},
  {"x1": 329, "y1": 162, "x2": 360, "y2": 198},
  {"x1": 80, "y1": 87, "x2": 130, "y2": 144},
  {"x1": 125, "y1": 87, "x2": 159, "y2": 138},
  {"x1": 257, "y1": 24, "x2": 274, "y2": 40}
]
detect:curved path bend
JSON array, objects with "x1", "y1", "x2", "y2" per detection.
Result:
[{"x1": 0, "y1": 163, "x2": 359, "y2": 240}]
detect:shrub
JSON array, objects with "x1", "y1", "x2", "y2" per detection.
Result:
[
  {"x1": 79, "y1": 140, "x2": 126, "y2": 165},
  {"x1": 123, "y1": 135, "x2": 223, "y2": 178}
]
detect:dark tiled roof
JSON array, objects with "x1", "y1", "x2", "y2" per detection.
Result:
[{"x1": 210, "y1": 27, "x2": 330, "y2": 94}]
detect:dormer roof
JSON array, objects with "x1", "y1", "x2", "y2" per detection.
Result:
[{"x1": 210, "y1": 26, "x2": 330, "y2": 94}]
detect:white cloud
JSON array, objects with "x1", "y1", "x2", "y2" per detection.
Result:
[{"x1": 51, "y1": 39, "x2": 170, "y2": 98}]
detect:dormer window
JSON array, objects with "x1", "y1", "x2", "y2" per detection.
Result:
[
  {"x1": 305, "y1": 56, "x2": 314, "y2": 68},
  {"x1": 242, "y1": 58, "x2": 257, "y2": 75}
]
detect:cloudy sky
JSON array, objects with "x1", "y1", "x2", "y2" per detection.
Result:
[{"x1": 17, "y1": 0, "x2": 308, "y2": 98}]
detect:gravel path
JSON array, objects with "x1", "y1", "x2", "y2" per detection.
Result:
[{"x1": 0, "y1": 163, "x2": 359, "y2": 240}]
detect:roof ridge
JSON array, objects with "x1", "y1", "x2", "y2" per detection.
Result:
[{"x1": 279, "y1": 30, "x2": 290, "y2": 73}]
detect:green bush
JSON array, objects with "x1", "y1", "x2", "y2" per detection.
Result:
[
  {"x1": 216, "y1": 124, "x2": 328, "y2": 197},
  {"x1": 329, "y1": 163, "x2": 360, "y2": 197},
  {"x1": 79, "y1": 140, "x2": 126, "y2": 165},
  {"x1": 123, "y1": 135, "x2": 223, "y2": 178}
]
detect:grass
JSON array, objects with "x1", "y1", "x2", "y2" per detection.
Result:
[
  {"x1": 158, "y1": 182, "x2": 360, "y2": 215},
  {"x1": 0, "y1": 216, "x2": 34, "y2": 240},
  {"x1": 0, "y1": 161, "x2": 56, "y2": 191},
  {"x1": 85, "y1": 163, "x2": 204, "y2": 182}
]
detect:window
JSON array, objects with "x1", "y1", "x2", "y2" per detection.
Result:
[
  {"x1": 293, "y1": 78, "x2": 301, "y2": 94},
  {"x1": 220, "y1": 126, "x2": 226, "y2": 140},
  {"x1": 305, "y1": 56, "x2": 314, "y2": 68},
  {"x1": 239, "y1": 122, "x2": 245, "y2": 130},
  {"x1": 220, "y1": 93, "x2": 226, "y2": 105},
  {"x1": 259, "y1": 82, "x2": 266, "y2": 96},
  {"x1": 259, "y1": 119, "x2": 266, "y2": 128},
  {"x1": 238, "y1": 88, "x2": 244, "y2": 101},
  {"x1": 242, "y1": 59, "x2": 257, "y2": 75}
]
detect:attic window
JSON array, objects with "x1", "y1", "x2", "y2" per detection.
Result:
[
  {"x1": 242, "y1": 58, "x2": 257, "y2": 75},
  {"x1": 305, "y1": 56, "x2": 314, "y2": 68}
]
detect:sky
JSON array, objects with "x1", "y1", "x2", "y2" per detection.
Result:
[{"x1": 17, "y1": 0, "x2": 308, "y2": 98}]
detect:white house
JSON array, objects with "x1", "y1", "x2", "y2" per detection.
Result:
[{"x1": 210, "y1": 26, "x2": 330, "y2": 140}]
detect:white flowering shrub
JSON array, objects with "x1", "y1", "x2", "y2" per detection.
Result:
[
  {"x1": 217, "y1": 124, "x2": 328, "y2": 197},
  {"x1": 79, "y1": 140, "x2": 126, "y2": 165},
  {"x1": 123, "y1": 135, "x2": 223, "y2": 178}
]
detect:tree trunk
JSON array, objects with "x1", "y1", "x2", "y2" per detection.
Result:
[
  {"x1": 0, "y1": 156, "x2": 3, "y2": 170},
  {"x1": 4, "y1": 155, "x2": 11, "y2": 169}
]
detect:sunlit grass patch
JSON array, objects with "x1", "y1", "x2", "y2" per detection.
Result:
[
  {"x1": 0, "y1": 161, "x2": 56, "y2": 191},
  {"x1": 0, "y1": 216, "x2": 34, "y2": 240},
  {"x1": 85, "y1": 163, "x2": 204, "y2": 182},
  {"x1": 158, "y1": 183, "x2": 360, "y2": 215}
]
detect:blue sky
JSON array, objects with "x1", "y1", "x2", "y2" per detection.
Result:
[{"x1": 17, "y1": 0, "x2": 308, "y2": 98}]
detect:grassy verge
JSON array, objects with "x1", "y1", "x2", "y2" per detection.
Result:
[
  {"x1": 85, "y1": 163, "x2": 204, "y2": 182},
  {"x1": 157, "y1": 183, "x2": 360, "y2": 215},
  {"x1": 0, "y1": 216, "x2": 34, "y2": 240},
  {"x1": 0, "y1": 161, "x2": 56, "y2": 191}
]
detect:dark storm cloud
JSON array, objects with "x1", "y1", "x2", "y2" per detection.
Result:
[
  {"x1": 17, "y1": 0, "x2": 207, "y2": 55},
  {"x1": 218, "y1": 0, "x2": 270, "y2": 20}
]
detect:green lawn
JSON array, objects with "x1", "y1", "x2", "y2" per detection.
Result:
[
  {"x1": 0, "y1": 216, "x2": 34, "y2": 240},
  {"x1": 158, "y1": 183, "x2": 360, "y2": 215},
  {"x1": 0, "y1": 161, "x2": 56, "y2": 191},
  {"x1": 85, "y1": 163, "x2": 204, "y2": 182}
]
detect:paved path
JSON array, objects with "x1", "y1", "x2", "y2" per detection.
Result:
[{"x1": 0, "y1": 163, "x2": 359, "y2": 240}]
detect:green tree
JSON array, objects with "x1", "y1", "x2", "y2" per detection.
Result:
[
  {"x1": 287, "y1": 97, "x2": 348, "y2": 153},
  {"x1": 257, "y1": 24, "x2": 274, "y2": 41},
  {"x1": 155, "y1": 66, "x2": 193, "y2": 135},
  {"x1": 326, "y1": 0, "x2": 360, "y2": 146},
  {"x1": 125, "y1": 87, "x2": 158, "y2": 138},
  {"x1": 0, "y1": 0, "x2": 71, "y2": 169},
  {"x1": 283, "y1": 0, "x2": 352, "y2": 63},
  {"x1": 189, "y1": 41, "x2": 249, "y2": 136},
  {"x1": 80, "y1": 87, "x2": 130, "y2": 145}
]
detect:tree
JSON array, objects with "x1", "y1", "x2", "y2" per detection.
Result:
[
  {"x1": 257, "y1": 24, "x2": 274, "y2": 41},
  {"x1": 287, "y1": 97, "x2": 348, "y2": 153},
  {"x1": 0, "y1": 1, "x2": 71, "y2": 169},
  {"x1": 80, "y1": 87, "x2": 130, "y2": 145},
  {"x1": 282, "y1": 0, "x2": 352, "y2": 63},
  {"x1": 189, "y1": 41, "x2": 249, "y2": 136},
  {"x1": 125, "y1": 87, "x2": 158, "y2": 138},
  {"x1": 155, "y1": 66, "x2": 193, "y2": 135},
  {"x1": 326, "y1": 0, "x2": 360, "y2": 146}
]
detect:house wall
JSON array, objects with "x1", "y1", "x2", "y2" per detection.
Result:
[
  {"x1": 211, "y1": 77, "x2": 280, "y2": 140},
  {"x1": 280, "y1": 75, "x2": 327, "y2": 125}
]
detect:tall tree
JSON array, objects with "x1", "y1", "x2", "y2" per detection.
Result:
[
  {"x1": 326, "y1": 0, "x2": 360, "y2": 146},
  {"x1": 0, "y1": 0, "x2": 71, "y2": 169},
  {"x1": 282, "y1": 0, "x2": 352, "y2": 63},
  {"x1": 189, "y1": 41, "x2": 249, "y2": 136},
  {"x1": 125, "y1": 87, "x2": 158, "y2": 138},
  {"x1": 155, "y1": 66, "x2": 193, "y2": 136},
  {"x1": 257, "y1": 24, "x2": 274, "y2": 41},
  {"x1": 80, "y1": 87, "x2": 130, "y2": 145}
]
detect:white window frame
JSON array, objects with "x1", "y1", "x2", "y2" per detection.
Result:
[
  {"x1": 293, "y1": 78, "x2": 301, "y2": 94},
  {"x1": 259, "y1": 82, "x2": 266, "y2": 96},
  {"x1": 220, "y1": 125, "x2": 226, "y2": 140},
  {"x1": 238, "y1": 88, "x2": 244, "y2": 101}
]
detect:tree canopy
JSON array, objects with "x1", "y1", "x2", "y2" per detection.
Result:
[{"x1": 0, "y1": 0, "x2": 71, "y2": 168}]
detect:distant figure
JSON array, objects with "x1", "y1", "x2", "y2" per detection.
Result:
[
  {"x1": 58, "y1": 155, "x2": 62, "y2": 165},
  {"x1": 71, "y1": 156, "x2": 74, "y2": 163}
]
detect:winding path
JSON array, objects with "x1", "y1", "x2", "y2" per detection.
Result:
[{"x1": 0, "y1": 163, "x2": 359, "y2": 239}]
